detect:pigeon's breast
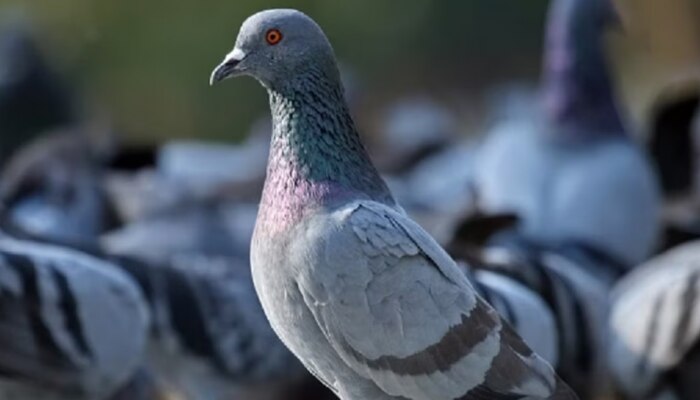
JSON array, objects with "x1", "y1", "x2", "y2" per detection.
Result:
[
  {"x1": 250, "y1": 210, "x2": 350, "y2": 386},
  {"x1": 250, "y1": 214, "x2": 318, "y2": 338}
]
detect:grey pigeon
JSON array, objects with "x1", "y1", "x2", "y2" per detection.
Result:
[
  {"x1": 0, "y1": 230, "x2": 148, "y2": 400},
  {"x1": 101, "y1": 200, "x2": 316, "y2": 400},
  {"x1": 210, "y1": 9, "x2": 577, "y2": 400},
  {"x1": 466, "y1": 0, "x2": 660, "y2": 392},
  {"x1": 608, "y1": 241, "x2": 700, "y2": 400},
  {"x1": 473, "y1": 0, "x2": 661, "y2": 268}
]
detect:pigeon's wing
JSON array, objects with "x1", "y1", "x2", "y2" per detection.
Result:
[
  {"x1": 0, "y1": 237, "x2": 148, "y2": 398},
  {"x1": 609, "y1": 241, "x2": 700, "y2": 398},
  {"x1": 299, "y1": 201, "x2": 576, "y2": 400}
]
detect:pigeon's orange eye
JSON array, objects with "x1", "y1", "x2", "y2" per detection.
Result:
[{"x1": 266, "y1": 29, "x2": 283, "y2": 45}]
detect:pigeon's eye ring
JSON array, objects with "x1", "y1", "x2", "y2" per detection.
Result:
[{"x1": 266, "y1": 29, "x2": 283, "y2": 45}]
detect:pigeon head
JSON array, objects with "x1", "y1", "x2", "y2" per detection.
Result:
[
  {"x1": 542, "y1": 0, "x2": 625, "y2": 133},
  {"x1": 210, "y1": 9, "x2": 339, "y2": 90},
  {"x1": 210, "y1": 9, "x2": 392, "y2": 227}
]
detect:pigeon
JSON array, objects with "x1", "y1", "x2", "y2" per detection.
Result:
[
  {"x1": 0, "y1": 228, "x2": 148, "y2": 400},
  {"x1": 608, "y1": 241, "x2": 700, "y2": 400},
  {"x1": 464, "y1": 1, "x2": 661, "y2": 391},
  {"x1": 473, "y1": 0, "x2": 661, "y2": 269},
  {"x1": 210, "y1": 8, "x2": 577, "y2": 400},
  {"x1": 101, "y1": 198, "x2": 319, "y2": 400}
]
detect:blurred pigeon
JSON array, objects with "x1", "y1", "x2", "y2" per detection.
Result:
[
  {"x1": 101, "y1": 198, "x2": 317, "y2": 400},
  {"x1": 211, "y1": 8, "x2": 577, "y2": 399},
  {"x1": 0, "y1": 20, "x2": 75, "y2": 164},
  {"x1": 608, "y1": 241, "x2": 700, "y2": 400},
  {"x1": 0, "y1": 130, "x2": 119, "y2": 246},
  {"x1": 0, "y1": 229, "x2": 148, "y2": 400},
  {"x1": 474, "y1": 0, "x2": 661, "y2": 269}
]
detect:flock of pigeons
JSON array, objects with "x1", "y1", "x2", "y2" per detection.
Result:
[{"x1": 0, "y1": 0, "x2": 699, "y2": 399}]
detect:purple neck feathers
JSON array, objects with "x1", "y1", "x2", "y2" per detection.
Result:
[{"x1": 257, "y1": 70, "x2": 393, "y2": 233}]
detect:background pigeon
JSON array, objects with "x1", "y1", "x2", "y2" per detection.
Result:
[
  {"x1": 473, "y1": 0, "x2": 661, "y2": 269},
  {"x1": 608, "y1": 241, "x2": 700, "y2": 400},
  {"x1": 101, "y1": 191, "x2": 325, "y2": 399},
  {"x1": 0, "y1": 230, "x2": 148, "y2": 400}
]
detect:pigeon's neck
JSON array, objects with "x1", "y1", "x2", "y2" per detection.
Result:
[
  {"x1": 541, "y1": 0, "x2": 625, "y2": 135},
  {"x1": 258, "y1": 70, "x2": 393, "y2": 232}
]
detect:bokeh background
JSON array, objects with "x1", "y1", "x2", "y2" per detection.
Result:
[
  {"x1": 5, "y1": 0, "x2": 698, "y2": 145},
  {"x1": 0, "y1": 2, "x2": 700, "y2": 400}
]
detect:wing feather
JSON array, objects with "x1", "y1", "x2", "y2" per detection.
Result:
[{"x1": 298, "y1": 201, "x2": 574, "y2": 399}]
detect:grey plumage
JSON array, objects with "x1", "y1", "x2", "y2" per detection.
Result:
[
  {"x1": 0, "y1": 233, "x2": 148, "y2": 400},
  {"x1": 609, "y1": 241, "x2": 700, "y2": 400},
  {"x1": 211, "y1": 9, "x2": 577, "y2": 400},
  {"x1": 467, "y1": 267, "x2": 559, "y2": 368},
  {"x1": 468, "y1": 239, "x2": 614, "y2": 398}
]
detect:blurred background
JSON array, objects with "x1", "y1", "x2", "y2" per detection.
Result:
[
  {"x1": 0, "y1": 0, "x2": 550, "y2": 143},
  {"x1": 5, "y1": 0, "x2": 697, "y2": 145}
]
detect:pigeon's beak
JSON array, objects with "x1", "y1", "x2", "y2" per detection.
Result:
[{"x1": 210, "y1": 48, "x2": 247, "y2": 86}]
